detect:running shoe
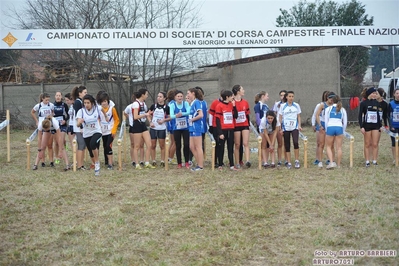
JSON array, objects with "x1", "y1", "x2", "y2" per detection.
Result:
[
  {"x1": 185, "y1": 162, "x2": 190, "y2": 169},
  {"x1": 326, "y1": 160, "x2": 330, "y2": 166},
  {"x1": 140, "y1": 161, "x2": 145, "y2": 167},
  {"x1": 50, "y1": 162, "x2": 55, "y2": 167},
  {"x1": 152, "y1": 161, "x2": 157, "y2": 166},
  {"x1": 107, "y1": 165, "x2": 113, "y2": 170},
  {"x1": 245, "y1": 161, "x2": 251, "y2": 168},
  {"x1": 313, "y1": 160, "x2": 320, "y2": 165},
  {"x1": 54, "y1": 158, "x2": 60, "y2": 165},
  {"x1": 318, "y1": 161, "x2": 323, "y2": 168},
  {"x1": 191, "y1": 166, "x2": 203, "y2": 171},
  {"x1": 32, "y1": 165, "x2": 38, "y2": 170},
  {"x1": 277, "y1": 161, "x2": 282, "y2": 167},
  {"x1": 41, "y1": 162, "x2": 46, "y2": 167},
  {"x1": 365, "y1": 162, "x2": 370, "y2": 168},
  {"x1": 286, "y1": 163, "x2": 292, "y2": 169},
  {"x1": 270, "y1": 163, "x2": 276, "y2": 168},
  {"x1": 177, "y1": 164, "x2": 182, "y2": 169},
  {"x1": 230, "y1": 166, "x2": 241, "y2": 171},
  {"x1": 294, "y1": 160, "x2": 300, "y2": 169},
  {"x1": 135, "y1": 164, "x2": 143, "y2": 170},
  {"x1": 144, "y1": 163, "x2": 156, "y2": 169},
  {"x1": 263, "y1": 163, "x2": 270, "y2": 169},
  {"x1": 326, "y1": 164, "x2": 334, "y2": 170},
  {"x1": 160, "y1": 161, "x2": 165, "y2": 167}
]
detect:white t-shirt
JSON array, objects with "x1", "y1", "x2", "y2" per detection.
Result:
[
  {"x1": 76, "y1": 106, "x2": 102, "y2": 138},
  {"x1": 38, "y1": 117, "x2": 59, "y2": 131},
  {"x1": 132, "y1": 100, "x2": 148, "y2": 123},
  {"x1": 124, "y1": 104, "x2": 134, "y2": 127},
  {"x1": 280, "y1": 102, "x2": 301, "y2": 131},
  {"x1": 98, "y1": 106, "x2": 115, "y2": 135},
  {"x1": 259, "y1": 116, "x2": 274, "y2": 134},
  {"x1": 33, "y1": 102, "x2": 54, "y2": 126}
]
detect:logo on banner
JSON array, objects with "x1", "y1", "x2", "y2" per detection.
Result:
[
  {"x1": 25, "y1": 33, "x2": 36, "y2": 41},
  {"x1": 2, "y1": 32, "x2": 18, "y2": 47}
]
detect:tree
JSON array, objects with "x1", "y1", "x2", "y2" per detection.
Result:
[
  {"x1": 276, "y1": 0, "x2": 374, "y2": 97},
  {"x1": 369, "y1": 46, "x2": 399, "y2": 81},
  {"x1": 0, "y1": 50, "x2": 20, "y2": 66}
]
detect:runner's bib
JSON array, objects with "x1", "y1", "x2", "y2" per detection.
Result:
[
  {"x1": 284, "y1": 118, "x2": 296, "y2": 131},
  {"x1": 236, "y1": 111, "x2": 246, "y2": 123},
  {"x1": 188, "y1": 115, "x2": 193, "y2": 127},
  {"x1": 176, "y1": 117, "x2": 187, "y2": 129},
  {"x1": 223, "y1": 112, "x2": 233, "y2": 124},
  {"x1": 393, "y1": 111, "x2": 399, "y2": 122},
  {"x1": 366, "y1": 111, "x2": 378, "y2": 124}
]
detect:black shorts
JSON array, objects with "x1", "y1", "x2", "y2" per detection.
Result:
[
  {"x1": 364, "y1": 127, "x2": 380, "y2": 132},
  {"x1": 67, "y1": 125, "x2": 74, "y2": 134},
  {"x1": 59, "y1": 125, "x2": 67, "y2": 133},
  {"x1": 234, "y1": 126, "x2": 249, "y2": 132},
  {"x1": 130, "y1": 122, "x2": 148, "y2": 134},
  {"x1": 150, "y1": 128, "x2": 166, "y2": 139}
]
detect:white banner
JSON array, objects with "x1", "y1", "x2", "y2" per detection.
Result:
[{"x1": 1, "y1": 26, "x2": 398, "y2": 49}]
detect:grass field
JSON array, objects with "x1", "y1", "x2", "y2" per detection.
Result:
[{"x1": 0, "y1": 126, "x2": 398, "y2": 265}]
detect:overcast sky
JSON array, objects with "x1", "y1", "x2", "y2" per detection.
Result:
[
  {"x1": 1, "y1": 0, "x2": 398, "y2": 56},
  {"x1": 196, "y1": 0, "x2": 398, "y2": 28}
]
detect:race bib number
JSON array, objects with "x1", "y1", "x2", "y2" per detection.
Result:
[
  {"x1": 223, "y1": 112, "x2": 233, "y2": 124},
  {"x1": 86, "y1": 122, "x2": 96, "y2": 129},
  {"x1": 366, "y1": 111, "x2": 378, "y2": 123},
  {"x1": 139, "y1": 111, "x2": 146, "y2": 122},
  {"x1": 55, "y1": 116, "x2": 63, "y2": 121},
  {"x1": 101, "y1": 122, "x2": 110, "y2": 131},
  {"x1": 176, "y1": 117, "x2": 187, "y2": 129},
  {"x1": 236, "y1": 111, "x2": 246, "y2": 123},
  {"x1": 152, "y1": 110, "x2": 164, "y2": 125},
  {"x1": 393, "y1": 111, "x2": 399, "y2": 122},
  {"x1": 188, "y1": 115, "x2": 193, "y2": 127},
  {"x1": 41, "y1": 109, "x2": 52, "y2": 116},
  {"x1": 283, "y1": 119, "x2": 296, "y2": 131}
]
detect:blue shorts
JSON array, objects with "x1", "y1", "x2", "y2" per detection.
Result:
[
  {"x1": 315, "y1": 124, "x2": 320, "y2": 131},
  {"x1": 326, "y1": 126, "x2": 343, "y2": 136},
  {"x1": 190, "y1": 131, "x2": 202, "y2": 137}
]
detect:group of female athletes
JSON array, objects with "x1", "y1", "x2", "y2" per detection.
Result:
[
  {"x1": 312, "y1": 86, "x2": 399, "y2": 169},
  {"x1": 31, "y1": 86, "x2": 120, "y2": 176},
  {"x1": 31, "y1": 83, "x2": 399, "y2": 174}
]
